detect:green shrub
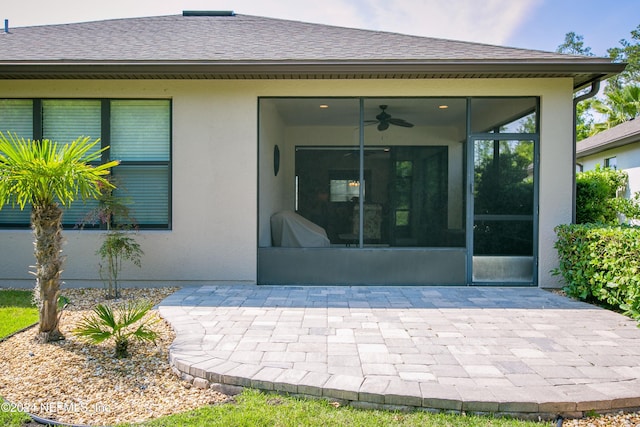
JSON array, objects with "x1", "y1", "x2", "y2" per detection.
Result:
[
  {"x1": 554, "y1": 223, "x2": 640, "y2": 320},
  {"x1": 575, "y1": 166, "x2": 628, "y2": 224}
]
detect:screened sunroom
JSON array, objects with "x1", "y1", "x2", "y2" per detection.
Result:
[{"x1": 258, "y1": 97, "x2": 538, "y2": 285}]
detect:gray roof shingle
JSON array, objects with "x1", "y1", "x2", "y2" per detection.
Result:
[
  {"x1": 0, "y1": 13, "x2": 625, "y2": 83},
  {"x1": 577, "y1": 118, "x2": 640, "y2": 157}
]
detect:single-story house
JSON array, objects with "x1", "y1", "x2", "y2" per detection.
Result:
[
  {"x1": 0, "y1": 11, "x2": 625, "y2": 288},
  {"x1": 576, "y1": 118, "x2": 640, "y2": 197}
]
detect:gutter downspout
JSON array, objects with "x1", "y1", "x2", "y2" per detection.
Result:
[{"x1": 572, "y1": 80, "x2": 600, "y2": 223}]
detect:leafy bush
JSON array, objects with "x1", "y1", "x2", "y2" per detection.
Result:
[
  {"x1": 554, "y1": 223, "x2": 640, "y2": 320},
  {"x1": 575, "y1": 166, "x2": 628, "y2": 224}
]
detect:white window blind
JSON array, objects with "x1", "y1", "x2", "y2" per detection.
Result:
[
  {"x1": 43, "y1": 100, "x2": 102, "y2": 157},
  {"x1": 110, "y1": 100, "x2": 170, "y2": 161},
  {"x1": 0, "y1": 100, "x2": 33, "y2": 224},
  {"x1": 0, "y1": 99, "x2": 33, "y2": 140},
  {"x1": 113, "y1": 165, "x2": 169, "y2": 225}
]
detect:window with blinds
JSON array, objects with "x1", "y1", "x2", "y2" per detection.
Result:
[{"x1": 0, "y1": 99, "x2": 171, "y2": 229}]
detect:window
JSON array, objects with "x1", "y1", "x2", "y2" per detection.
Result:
[
  {"x1": 0, "y1": 99, "x2": 171, "y2": 229},
  {"x1": 605, "y1": 156, "x2": 617, "y2": 169}
]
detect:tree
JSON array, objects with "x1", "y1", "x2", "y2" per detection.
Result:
[
  {"x1": 0, "y1": 132, "x2": 118, "y2": 342},
  {"x1": 557, "y1": 31, "x2": 594, "y2": 56},
  {"x1": 557, "y1": 31, "x2": 596, "y2": 141},
  {"x1": 591, "y1": 84, "x2": 640, "y2": 133},
  {"x1": 607, "y1": 24, "x2": 640, "y2": 89}
]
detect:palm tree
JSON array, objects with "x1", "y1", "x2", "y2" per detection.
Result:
[
  {"x1": 591, "y1": 85, "x2": 640, "y2": 134},
  {"x1": 0, "y1": 132, "x2": 118, "y2": 342}
]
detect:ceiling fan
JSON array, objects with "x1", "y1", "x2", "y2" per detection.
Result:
[{"x1": 367, "y1": 105, "x2": 414, "y2": 131}]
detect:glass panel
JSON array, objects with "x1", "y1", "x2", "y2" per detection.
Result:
[
  {"x1": 473, "y1": 140, "x2": 534, "y2": 217},
  {"x1": 62, "y1": 199, "x2": 100, "y2": 227},
  {"x1": 0, "y1": 100, "x2": 34, "y2": 225},
  {"x1": 43, "y1": 100, "x2": 102, "y2": 147},
  {"x1": 473, "y1": 140, "x2": 534, "y2": 256},
  {"x1": 363, "y1": 98, "x2": 466, "y2": 247},
  {"x1": 474, "y1": 220, "x2": 533, "y2": 256},
  {"x1": 112, "y1": 165, "x2": 169, "y2": 226},
  {"x1": 258, "y1": 97, "x2": 360, "y2": 247},
  {"x1": 110, "y1": 100, "x2": 171, "y2": 161},
  {"x1": 295, "y1": 147, "x2": 359, "y2": 244},
  {"x1": 470, "y1": 98, "x2": 537, "y2": 133},
  {"x1": 262, "y1": 97, "x2": 466, "y2": 248},
  {"x1": 0, "y1": 99, "x2": 33, "y2": 140}
]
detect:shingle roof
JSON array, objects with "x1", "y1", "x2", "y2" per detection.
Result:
[
  {"x1": 0, "y1": 13, "x2": 625, "y2": 84},
  {"x1": 576, "y1": 118, "x2": 640, "y2": 157}
]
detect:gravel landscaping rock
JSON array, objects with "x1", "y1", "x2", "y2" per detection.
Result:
[{"x1": 0, "y1": 287, "x2": 230, "y2": 426}]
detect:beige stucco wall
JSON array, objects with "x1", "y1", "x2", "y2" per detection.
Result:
[{"x1": 0, "y1": 78, "x2": 573, "y2": 287}]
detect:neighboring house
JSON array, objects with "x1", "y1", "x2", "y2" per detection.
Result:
[
  {"x1": 0, "y1": 12, "x2": 624, "y2": 288},
  {"x1": 576, "y1": 118, "x2": 640, "y2": 197}
]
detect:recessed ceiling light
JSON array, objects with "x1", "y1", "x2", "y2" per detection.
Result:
[
  {"x1": 438, "y1": 105, "x2": 449, "y2": 109},
  {"x1": 319, "y1": 104, "x2": 329, "y2": 109}
]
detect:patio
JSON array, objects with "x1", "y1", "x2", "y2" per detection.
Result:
[{"x1": 158, "y1": 285, "x2": 640, "y2": 419}]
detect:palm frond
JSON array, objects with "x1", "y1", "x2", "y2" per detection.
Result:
[
  {"x1": 0, "y1": 132, "x2": 119, "y2": 210},
  {"x1": 120, "y1": 300, "x2": 154, "y2": 327},
  {"x1": 92, "y1": 303, "x2": 118, "y2": 330},
  {"x1": 72, "y1": 317, "x2": 112, "y2": 343},
  {"x1": 132, "y1": 324, "x2": 159, "y2": 343}
]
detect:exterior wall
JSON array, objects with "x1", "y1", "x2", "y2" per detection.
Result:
[
  {"x1": 578, "y1": 141, "x2": 640, "y2": 197},
  {"x1": 0, "y1": 78, "x2": 574, "y2": 287}
]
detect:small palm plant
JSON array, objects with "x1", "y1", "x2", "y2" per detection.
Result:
[{"x1": 73, "y1": 300, "x2": 158, "y2": 358}]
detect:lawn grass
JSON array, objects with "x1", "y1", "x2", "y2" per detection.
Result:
[
  {"x1": 0, "y1": 398, "x2": 32, "y2": 427},
  {"x1": 133, "y1": 389, "x2": 550, "y2": 427},
  {"x1": 0, "y1": 289, "x2": 38, "y2": 339}
]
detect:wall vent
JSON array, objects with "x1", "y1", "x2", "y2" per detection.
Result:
[{"x1": 183, "y1": 11, "x2": 235, "y2": 17}]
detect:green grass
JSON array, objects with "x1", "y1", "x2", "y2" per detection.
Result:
[
  {"x1": 131, "y1": 389, "x2": 550, "y2": 427},
  {"x1": 0, "y1": 289, "x2": 38, "y2": 339},
  {"x1": 0, "y1": 397, "x2": 32, "y2": 427}
]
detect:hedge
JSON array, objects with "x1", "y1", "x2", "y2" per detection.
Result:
[
  {"x1": 554, "y1": 223, "x2": 640, "y2": 321},
  {"x1": 575, "y1": 166, "x2": 627, "y2": 224}
]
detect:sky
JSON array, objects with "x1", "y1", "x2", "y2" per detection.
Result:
[{"x1": 1, "y1": 0, "x2": 638, "y2": 56}]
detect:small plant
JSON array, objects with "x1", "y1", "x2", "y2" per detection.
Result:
[
  {"x1": 73, "y1": 300, "x2": 158, "y2": 358},
  {"x1": 80, "y1": 178, "x2": 143, "y2": 299},
  {"x1": 97, "y1": 230, "x2": 143, "y2": 299}
]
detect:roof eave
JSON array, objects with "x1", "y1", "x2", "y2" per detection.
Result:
[
  {"x1": 0, "y1": 60, "x2": 625, "y2": 87},
  {"x1": 577, "y1": 133, "x2": 640, "y2": 157}
]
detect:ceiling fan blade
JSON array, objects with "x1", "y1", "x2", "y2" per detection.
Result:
[
  {"x1": 377, "y1": 121, "x2": 389, "y2": 131},
  {"x1": 388, "y1": 118, "x2": 414, "y2": 128}
]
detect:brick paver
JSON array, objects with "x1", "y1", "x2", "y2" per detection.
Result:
[{"x1": 159, "y1": 285, "x2": 640, "y2": 418}]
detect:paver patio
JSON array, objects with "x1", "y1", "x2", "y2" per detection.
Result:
[{"x1": 158, "y1": 285, "x2": 640, "y2": 419}]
